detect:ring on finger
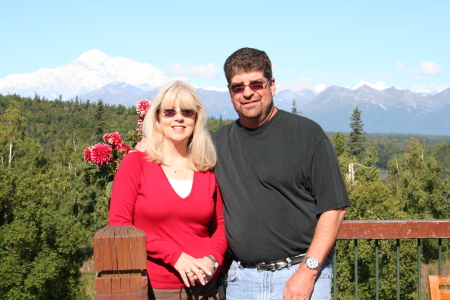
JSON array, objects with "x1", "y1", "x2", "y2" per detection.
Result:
[{"x1": 185, "y1": 269, "x2": 192, "y2": 274}]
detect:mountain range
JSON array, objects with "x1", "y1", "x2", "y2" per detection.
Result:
[{"x1": 0, "y1": 50, "x2": 449, "y2": 135}]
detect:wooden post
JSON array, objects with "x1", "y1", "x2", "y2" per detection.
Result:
[{"x1": 94, "y1": 226, "x2": 148, "y2": 300}]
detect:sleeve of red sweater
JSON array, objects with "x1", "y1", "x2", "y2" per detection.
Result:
[
  {"x1": 207, "y1": 180, "x2": 227, "y2": 265},
  {"x1": 108, "y1": 152, "x2": 184, "y2": 267}
]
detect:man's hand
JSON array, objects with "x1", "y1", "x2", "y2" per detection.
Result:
[
  {"x1": 135, "y1": 137, "x2": 147, "y2": 152},
  {"x1": 283, "y1": 207, "x2": 346, "y2": 299},
  {"x1": 283, "y1": 263, "x2": 318, "y2": 300}
]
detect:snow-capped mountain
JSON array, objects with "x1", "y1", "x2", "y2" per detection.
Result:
[
  {"x1": 300, "y1": 84, "x2": 450, "y2": 134},
  {"x1": 1, "y1": 49, "x2": 449, "y2": 134},
  {"x1": 351, "y1": 80, "x2": 391, "y2": 91},
  {"x1": 0, "y1": 49, "x2": 171, "y2": 100},
  {"x1": 79, "y1": 81, "x2": 150, "y2": 106}
]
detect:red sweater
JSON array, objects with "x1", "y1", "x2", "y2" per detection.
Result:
[{"x1": 108, "y1": 151, "x2": 227, "y2": 289}]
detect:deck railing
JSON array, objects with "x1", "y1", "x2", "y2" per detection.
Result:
[
  {"x1": 94, "y1": 220, "x2": 450, "y2": 299},
  {"x1": 334, "y1": 220, "x2": 450, "y2": 300}
]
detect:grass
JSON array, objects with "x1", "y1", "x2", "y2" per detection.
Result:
[
  {"x1": 420, "y1": 259, "x2": 450, "y2": 299},
  {"x1": 79, "y1": 255, "x2": 95, "y2": 299}
]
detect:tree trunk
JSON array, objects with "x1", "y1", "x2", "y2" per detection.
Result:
[{"x1": 8, "y1": 141, "x2": 13, "y2": 165}]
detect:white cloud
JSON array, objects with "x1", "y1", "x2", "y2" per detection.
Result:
[
  {"x1": 396, "y1": 60, "x2": 408, "y2": 72},
  {"x1": 419, "y1": 61, "x2": 443, "y2": 76},
  {"x1": 165, "y1": 62, "x2": 220, "y2": 80},
  {"x1": 430, "y1": 82, "x2": 450, "y2": 92}
]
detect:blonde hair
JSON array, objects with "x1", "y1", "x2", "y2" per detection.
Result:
[{"x1": 142, "y1": 80, "x2": 217, "y2": 171}]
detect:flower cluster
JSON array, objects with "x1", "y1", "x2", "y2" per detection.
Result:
[
  {"x1": 84, "y1": 143, "x2": 112, "y2": 166},
  {"x1": 136, "y1": 99, "x2": 151, "y2": 132},
  {"x1": 84, "y1": 99, "x2": 151, "y2": 191},
  {"x1": 128, "y1": 99, "x2": 151, "y2": 145},
  {"x1": 84, "y1": 132, "x2": 131, "y2": 167},
  {"x1": 103, "y1": 132, "x2": 131, "y2": 154},
  {"x1": 136, "y1": 99, "x2": 151, "y2": 117}
]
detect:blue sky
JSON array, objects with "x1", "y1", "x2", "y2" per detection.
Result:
[{"x1": 1, "y1": 0, "x2": 449, "y2": 92}]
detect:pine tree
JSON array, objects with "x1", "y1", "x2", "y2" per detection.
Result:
[
  {"x1": 291, "y1": 99, "x2": 298, "y2": 114},
  {"x1": 0, "y1": 101, "x2": 27, "y2": 165},
  {"x1": 291, "y1": 99, "x2": 301, "y2": 115},
  {"x1": 347, "y1": 106, "x2": 366, "y2": 160},
  {"x1": 332, "y1": 132, "x2": 346, "y2": 156},
  {"x1": 95, "y1": 100, "x2": 106, "y2": 142}
]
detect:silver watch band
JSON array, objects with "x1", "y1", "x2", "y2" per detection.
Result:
[{"x1": 206, "y1": 255, "x2": 218, "y2": 270}]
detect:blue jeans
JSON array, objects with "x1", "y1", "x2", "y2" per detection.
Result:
[{"x1": 226, "y1": 258, "x2": 332, "y2": 300}]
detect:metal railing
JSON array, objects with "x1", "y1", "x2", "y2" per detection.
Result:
[{"x1": 334, "y1": 220, "x2": 450, "y2": 300}]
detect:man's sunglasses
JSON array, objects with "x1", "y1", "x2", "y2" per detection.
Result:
[
  {"x1": 229, "y1": 79, "x2": 270, "y2": 94},
  {"x1": 160, "y1": 109, "x2": 196, "y2": 118}
]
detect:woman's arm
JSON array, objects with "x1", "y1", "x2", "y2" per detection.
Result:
[
  {"x1": 196, "y1": 179, "x2": 227, "y2": 272},
  {"x1": 193, "y1": 179, "x2": 227, "y2": 282},
  {"x1": 206, "y1": 181, "x2": 228, "y2": 265}
]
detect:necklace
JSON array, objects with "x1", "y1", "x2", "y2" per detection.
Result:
[{"x1": 164, "y1": 161, "x2": 185, "y2": 173}]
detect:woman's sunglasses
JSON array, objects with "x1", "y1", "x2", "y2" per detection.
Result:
[{"x1": 160, "y1": 109, "x2": 196, "y2": 118}]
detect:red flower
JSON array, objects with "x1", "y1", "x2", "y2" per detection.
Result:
[
  {"x1": 83, "y1": 147, "x2": 92, "y2": 162},
  {"x1": 136, "y1": 116, "x2": 145, "y2": 131},
  {"x1": 117, "y1": 142, "x2": 131, "y2": 154},
  {"x1": 90, "y1": 143, "x2": 112, "y2": 165},
  {"x1": 103, "y1": 132, "x2": 123, "y2": 147},
  {"x1": 136, "y1": 99, "x2": 151, "y2": 117}
]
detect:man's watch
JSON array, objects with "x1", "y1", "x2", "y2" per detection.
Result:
[
  {"x1": 302, "y1": 256, "x2": 321, "y2": 271},
  {"x1": 206, "y1": 255, "x2": 218, "y2": 271}
]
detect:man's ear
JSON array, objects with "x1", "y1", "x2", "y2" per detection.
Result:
[{"x1": 270, "y1": 77, "x2": 276, "y2": 95}]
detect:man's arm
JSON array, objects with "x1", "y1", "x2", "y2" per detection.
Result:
[{"x1": 283, "y1": 207, "x2": 346, "y2": 300}]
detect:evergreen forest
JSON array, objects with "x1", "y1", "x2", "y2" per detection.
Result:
[{"x1": 1, "y1": 94, "x2": 449, "y2": 299}]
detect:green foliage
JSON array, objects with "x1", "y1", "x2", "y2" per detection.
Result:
[
  {"x1": 206, "y1": 115, "x2": 234, "y2": 135},
  {"x1": 0, "y1": 94, "x2": 235, "y2": 298},
  {"x1": 0, "y1": 137, "x2": 93, "y2": 299},
  {"x1": 95, "y1": 100, "x2": 106, "y2": 142},
  {"x1": 333, "y1": 137, "x2": 450, "y2": 299},
  {"x1": 426, "y1": 142, "x2": 450, "y2": 182},
  {"x1": 347, "y1": 106, "x2": 366, "y2": 160},
  {"x1": 1, "y1": 94, "x2": 449, "y2": 299},
  {"x1": 336, "y1": 239, "x2": 418, "y2": 300},
  {"x1": 329, "y1": 132, "x2": 450, "y2": 169},
  {"x1": 386, "y1": 138, "x2": 450, "y2": 219},
  {"x1": 332, "y1": 132, "x2": 346, "y2": 157},
  {"x1": 291, "y1": 99, "x2": 301, "y2": 115}
]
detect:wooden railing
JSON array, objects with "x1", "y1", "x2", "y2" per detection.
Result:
[
  {"x1": 94, "y1": 220, "x2": 450, "y2": 299},
  {"x1": 94, "y1": 226, "x2": 148, "y2": 300},
  {"x1": 337, "y1": 220, "x2": 450, "y2": 240},
  {"x1": 335, "y1": 220, "x2": 450, "y2": 300}
]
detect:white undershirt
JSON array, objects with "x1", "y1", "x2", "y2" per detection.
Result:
[{"x1": 167, "y1": 179, "x2": 193, "y2": 198}]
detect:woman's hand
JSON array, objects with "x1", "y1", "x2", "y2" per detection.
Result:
[
  {"x1": 195, "y1": 256, "x2": 217, "y2": 282},
  {"x1": 174, "y1": 252, "x2": 212, "y2": 287}
]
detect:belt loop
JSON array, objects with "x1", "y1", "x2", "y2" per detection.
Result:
[
  {"x1": 236, "y1": 260, "x2": 243, "y2": 269},
  {"x1": 286, "y1": 257, "x2": 292, "y2": 267}
]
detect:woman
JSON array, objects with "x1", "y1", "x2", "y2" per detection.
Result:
[{"x1": 109, "y1": 80, "x2": 227, "y2": 299}]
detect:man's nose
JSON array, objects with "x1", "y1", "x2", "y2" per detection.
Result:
[{"x1": 242, "y1": 85, "x2": 255, "y2": 97}]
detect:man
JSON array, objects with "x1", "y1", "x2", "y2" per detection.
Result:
[{"x1": 212, "y1": 47, "x2": 350, "y2": 300}]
